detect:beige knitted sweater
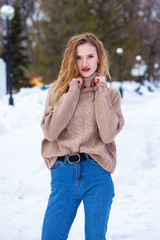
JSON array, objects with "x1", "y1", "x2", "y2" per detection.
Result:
[{"x1": 41, "y1": 74, "x2": 125, "y2": 173}]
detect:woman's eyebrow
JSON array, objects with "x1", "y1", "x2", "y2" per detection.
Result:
[{"x1": 76, "y1": 53, "x2": 95, "y2": 56}]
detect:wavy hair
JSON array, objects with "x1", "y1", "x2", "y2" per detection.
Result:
[{"x1": 51, "y1": 32, "x2": 110, "y2": 106}]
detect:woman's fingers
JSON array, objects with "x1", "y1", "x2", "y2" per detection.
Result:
[
  {"x1": 72, "y1": 74, "x2": 105, "y2": 88},
  {"x1": 95, "y1": 72, "x2": 101, "y2": 76},
  {"x1": 77, "y1": 76, "x2": 83, "y2": 88},
  {"x1": 94, "y1": 76, "x2": 100, "y2": 86},
  {"x1": 73, "y1": 76, "x2": 83, "y2": 88},
  {"x1": 94, "y1": 75, "x2": 106, "y2": 85},
  {"x1": 91, "y1": 80, "x2": 94, "y2": 87}
]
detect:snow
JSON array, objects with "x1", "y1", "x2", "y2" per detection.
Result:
[{"x1": 0, "y1": 81, "x2": 160, "y2": 240}]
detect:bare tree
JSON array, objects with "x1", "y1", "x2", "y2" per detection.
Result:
[{"x1": 135, "y1": 0, "x2": 160, "y2": 80}]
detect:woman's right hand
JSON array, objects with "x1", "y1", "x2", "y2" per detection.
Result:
[{"x1": 72, "y1": 76, "x2": 83, "y2": 88}]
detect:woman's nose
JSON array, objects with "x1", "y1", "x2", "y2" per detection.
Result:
[{"x1": 82, "y1": 58, "x2": 88, "y2": 67}]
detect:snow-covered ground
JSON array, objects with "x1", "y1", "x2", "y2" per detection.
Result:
[{"x1": 0, "y1": 81, "x2": 160, "y2": 240}]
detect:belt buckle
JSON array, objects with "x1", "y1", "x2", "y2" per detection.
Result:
[{"x1": 67, "y1": 153, "x2": 80, "y2": 164}]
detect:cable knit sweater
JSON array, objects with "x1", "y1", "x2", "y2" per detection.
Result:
[{"x1": 41, "y1": 74, "x2": 125, "y2": 173}]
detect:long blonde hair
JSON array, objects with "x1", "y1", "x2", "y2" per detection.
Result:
[{"x1": 51, "y1": 32, "x2": 110, "y2": 106}]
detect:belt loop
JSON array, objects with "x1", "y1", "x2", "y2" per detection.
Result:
[
  {"x1": 64, "y1": 155, "x2": 68, "y2": 164},
  {"x1": 85, "y1": 153, "x2": 89, "y2": 160}
]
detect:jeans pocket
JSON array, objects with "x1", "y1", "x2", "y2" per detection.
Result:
[{"x1": 51, "y1": 160, "x2": 64, "y2": 172}]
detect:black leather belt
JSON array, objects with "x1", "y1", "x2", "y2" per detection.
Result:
[{"x1": 57, "y1": 153, "x2": 91, "y2": 164}]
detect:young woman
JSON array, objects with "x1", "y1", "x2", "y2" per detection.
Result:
[{"x1": 41, "y1": 32, "x2": 125, "y2": 240}]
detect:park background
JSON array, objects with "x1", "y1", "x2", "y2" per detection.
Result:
[
  {"x1": 0, "y1": 0, "x2": 160, "y2": 240},
  {"x1": 0, "y1": 0, "x2": 160, "y2": 88}
]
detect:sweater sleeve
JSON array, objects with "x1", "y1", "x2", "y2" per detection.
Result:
[
  {"x1": 94, "y1": 81, "x2": 125, "y2": 143},
  {"x1": 41, "y1": 79, "x2": 80, "y2": 141}
]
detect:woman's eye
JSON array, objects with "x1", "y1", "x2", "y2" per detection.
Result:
[
  {"x1": 76, "y1": 56, "x2": 81, "y2": 60},
  {"x1": 88, "y1": 55, "x2": 94, "y2": 58}
]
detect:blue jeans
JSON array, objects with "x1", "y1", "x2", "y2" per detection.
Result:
[{"x1": 41, "y1": 156, "x2": 115, "y2": 240}]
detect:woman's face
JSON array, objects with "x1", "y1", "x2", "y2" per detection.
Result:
[{"x1": 76, "y1": 43, "x2": 99, "y2": 78}]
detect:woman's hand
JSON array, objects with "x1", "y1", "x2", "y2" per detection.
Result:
[
  {"x1": 72, "y1": 76, "x2": 83, "y2": 88},
  {"x1": 92, "y1": 73, "x2": 106, "y2": 86}
]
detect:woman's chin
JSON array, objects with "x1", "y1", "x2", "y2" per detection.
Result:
[{"x1": 80, "y1": 71, "x2": 95, "y2": 78}]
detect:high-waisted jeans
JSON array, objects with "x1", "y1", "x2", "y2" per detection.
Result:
[{"x1": 41, "y1": 156, "x2": 115, "y2": 240}]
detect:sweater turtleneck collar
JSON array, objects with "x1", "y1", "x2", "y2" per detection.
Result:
[{"x1": 82, "y1": 72, "x2": 97, "y2": 87}]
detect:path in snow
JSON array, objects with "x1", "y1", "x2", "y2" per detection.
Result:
[{"x1": 0, "y1": 81, "x2": 160, "y2": 240}]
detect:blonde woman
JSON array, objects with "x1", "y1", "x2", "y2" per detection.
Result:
[{"x1": 41, "y1": 32, "x2": 125, "y2": 240}]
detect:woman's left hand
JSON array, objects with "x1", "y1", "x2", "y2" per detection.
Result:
[{"x1": 92, "y1": 73, "x2": 106, "y2": 86}]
